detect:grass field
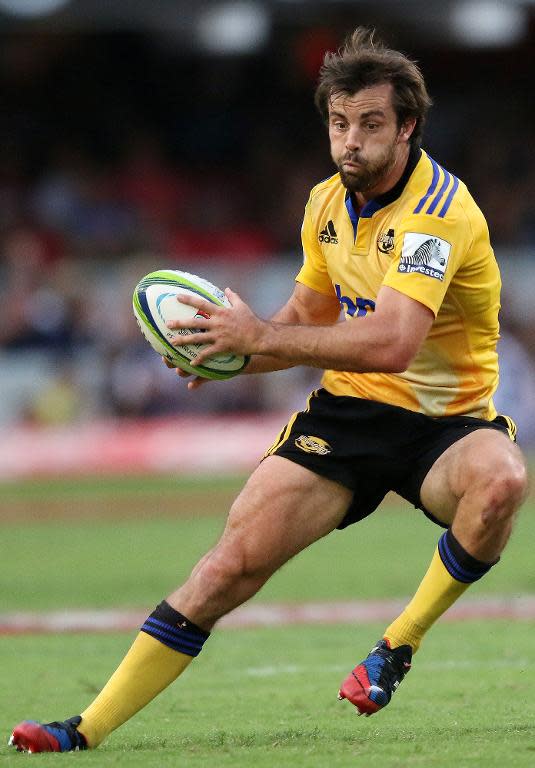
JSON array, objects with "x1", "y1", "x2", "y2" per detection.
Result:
[{"x1": 1, "y1": 474, "x2": 534, "y2": 766}]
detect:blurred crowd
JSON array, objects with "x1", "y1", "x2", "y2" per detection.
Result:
[{"x1": 0, "y1": 28, "x2": 534, "y2": 444}]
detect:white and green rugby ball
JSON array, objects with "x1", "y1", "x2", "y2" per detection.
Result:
[{"x1": 132, "y1": 269, "x2": 249, "y2": 380}]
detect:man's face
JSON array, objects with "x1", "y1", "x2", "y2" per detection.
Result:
[{"x1": 328, "y1": 82, "x2": 406, "y2": 195}]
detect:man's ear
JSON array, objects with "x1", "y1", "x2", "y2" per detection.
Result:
[{"x1": 398, "y1": 117, "x2": 417, "y2": 143}]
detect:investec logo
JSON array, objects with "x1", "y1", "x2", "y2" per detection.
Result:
[
  {"x1": 398, "y1": 233, "x2": 451, "y2": 282},
  {"x1": 319, "y1": 220, "x2": 338, "y2": 244}
]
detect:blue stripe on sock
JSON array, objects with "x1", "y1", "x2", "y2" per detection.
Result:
[
  {"x1": 142, "y1": 621, "x2": 203, "y2": 650},
  {"x1": 141, "y1": 621, "x2": 206, "y2": 656},
  {"x1": 141, "y1": 624, "x2": 204, "y2": 656},
  {"x1": 438, "y1": 533, "x2": 490, "y2": 583},
  {"x1": 142, "y1": 621, "x2": 204, "y2": 650},
  {"x1": 438, "y1": 535, "x2": 473, "y2": 582},
  {"x1": 144, "y1": 616, "x2": 206, "y2": 643},
  {"x1": 438, "y1": 537, "x2": 472, "y2": 582}
]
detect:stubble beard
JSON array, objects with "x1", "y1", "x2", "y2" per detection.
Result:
[{"x1": 337, "y1": 141, "x2": 398, "y2": 195}]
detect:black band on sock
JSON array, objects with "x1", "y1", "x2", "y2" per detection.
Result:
[
  {"x1": 151, "y1": 601, "x2": 210, "y2": 638},
  {"x1": 140, "y1": 600, "x2": 210, "y2": 657},
  {"x1": 438, "y1": 528, "x2": 498, "y2": 584}
]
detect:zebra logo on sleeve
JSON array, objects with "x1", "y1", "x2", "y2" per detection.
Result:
[{"x1": 398, "y1": 232, "x2": 451, "y2": 281}]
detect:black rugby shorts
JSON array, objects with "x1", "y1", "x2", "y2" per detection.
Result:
[{"x1": 265, "y1": 388, "x2": 516, "y2": 529}]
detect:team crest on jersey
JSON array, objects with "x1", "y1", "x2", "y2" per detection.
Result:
[
  {"x1": 398, "y1": 232, "x2": 451, "y2": 281},
  {"x1": 377, "y1": 228, "x2": 395, "y2": 254},
  {"x1": 295, "y1": 435, "x2": 332, "y2": 455},
  {"x1": 318, "y1": 220, "x2": 338, "y2": 244}
]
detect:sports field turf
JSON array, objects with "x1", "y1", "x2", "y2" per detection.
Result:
[{"x1": 1, "y1": 474, "x2": 534, "y2": 766}]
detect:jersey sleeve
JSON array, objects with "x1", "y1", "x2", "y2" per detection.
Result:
[
  {"x1": 382, "y1": 211, "x2": 473, "y2": 316},
  {"x1": 295, "y1": 194, "x2": 336, "y2": 296}
]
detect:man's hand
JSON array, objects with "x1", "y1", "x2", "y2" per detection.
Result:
[
  {"x1": 166, "y1": 288, "x2": 267, "y2": 367},
  {"x1": 161, "y1": 357, "x2": 209, "y2": 390}
]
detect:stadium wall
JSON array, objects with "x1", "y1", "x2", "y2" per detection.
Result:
[{"x1": 0, "y1": 415, "x2": 286, "y2": 480}]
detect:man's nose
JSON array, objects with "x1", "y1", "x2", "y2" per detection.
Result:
[{"x1": 345, "y1": 126, "x2": 361, "y2": 152}]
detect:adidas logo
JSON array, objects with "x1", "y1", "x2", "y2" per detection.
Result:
[{"x1": 319, "y1": 220, "x2": 338, "y2": 244}]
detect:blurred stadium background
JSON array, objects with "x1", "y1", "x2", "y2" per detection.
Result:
[
  {"x1": 2, "y1": 7, "x2": 535, "y2": 763},
  {"x1": 0, "y1": 0, "x2": 534, "y2": 479}
]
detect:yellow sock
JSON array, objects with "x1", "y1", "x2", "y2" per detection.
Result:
[
  {"x1": 384, "y1": 547, "x2": 469, "y2": 652},
  {"x1": 79, "y1": 632, "x2": 193, "y2": 747}
]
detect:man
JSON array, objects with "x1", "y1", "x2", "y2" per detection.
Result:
[{"x1": 10, "y1": 27, "x2": 527, "y2": 753}]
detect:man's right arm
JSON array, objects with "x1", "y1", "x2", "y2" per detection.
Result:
[
  {"x1": 172, "y1": 281, "x2": 340, "y2": 388},
  {"x1": 244, "y1": 281, "x2": 341, "y2": 375}
]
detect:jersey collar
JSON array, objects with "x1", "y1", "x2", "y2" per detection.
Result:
[{"x1": 345, "y1": 145, "x2": 422, "y2": 226}]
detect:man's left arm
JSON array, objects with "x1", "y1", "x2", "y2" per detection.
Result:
[{"x1": 172, "y1": 284, "x2": 434, "y2": 374}]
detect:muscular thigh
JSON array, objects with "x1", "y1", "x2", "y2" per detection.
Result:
[
  {"x1": 420, "y1": 428, "x2": 523, "y2": 526},
  {"x1": 219, "y1": 455, "x2": 353, "y2": 573}
]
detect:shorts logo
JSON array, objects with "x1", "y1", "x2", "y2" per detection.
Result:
[
  {"x1": 377, "y1": 228, "x2": 395, "y2": 254},
  {"x1": 295, "y1": 435, "x2": 332, "y2": 455},
  {"x1": 318, "y1": 220, "x2": 338, "y2": 244},
  {"x1": 398, "y1": 232, "x2": 451, "y2": 281}
]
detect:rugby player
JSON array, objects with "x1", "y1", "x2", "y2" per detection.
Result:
[{"x1": 10, "y1": 27, "x2": 527, "y2": 753}]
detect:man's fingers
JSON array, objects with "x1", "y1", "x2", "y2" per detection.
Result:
[
  {"x1": 161, "y1": 356, "x2": 210, "y2": 388},
  {"x1": 176, "y1": 293, "x2": 215, "y2": 314},
  {"x1": 170, "y1": 333, "x2": 214, "y2": 350},
  {"x1": 224, "y1": 287, "x2": 241, "y2": 306},
  {"x1": 165, "y1": 341, "x2": 226, "y2": 369},
  {"x1": 187, "y1": 377, "x2": 209, "y2": 390},
  {"x1": 167, "y1": 317, "x2": 210, "y2": 331},
  {"x1": 162, "y1": 357, "x2": 193, "y2": 377},
  {"x1": 191, "y1": 346, "x2": 219, "y2": 367}
]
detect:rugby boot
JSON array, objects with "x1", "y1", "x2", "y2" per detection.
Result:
[
  {"x1": 8, "y1": 715, "x2": 87, "y2": 753},
  {"x1": 338, "y1": 638, "x2": 412, "y2": 715}
]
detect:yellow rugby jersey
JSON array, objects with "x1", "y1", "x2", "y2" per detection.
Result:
[{"x1": 296, "y1": 147, "x2": 501, "y2": 419}]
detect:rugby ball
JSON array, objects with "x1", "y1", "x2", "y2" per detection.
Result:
[{"x1": 132, "y1": 269, "x2": 249, "y2": 380}]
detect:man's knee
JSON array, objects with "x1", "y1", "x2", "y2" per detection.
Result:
[
  {"x1": 470, "y1": 451, "x2": 528, "y2": 525},
  {"x1": 195, "y1": 548, "x2": 243, "y2": 593},
  {"x1": 195, "y1": 540, "x2": 268, "y2": 595}
]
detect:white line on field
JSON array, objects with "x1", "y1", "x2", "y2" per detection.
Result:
[
  {"x1": 1, "y1": 595, "x2": 535, "y2": 636},
  {"x1": 242, "y1": 658, "x2": 532, "y2": 678}
]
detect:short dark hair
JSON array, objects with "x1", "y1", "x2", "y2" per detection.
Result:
[{"x1": 314, "y1": 27, "x2": 433, "y2": 148}]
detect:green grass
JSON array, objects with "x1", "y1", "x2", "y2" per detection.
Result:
[
  {"x1": 1, "y1": 482, "x2": 535, "y2": 610},
  {"x1": 1, "y1": 474, "x2": 534, "y2": 765},
  {"x1": 1, "y1": 622, "x2": 534, "y2": 766},
  {"x1": 0, "y1": 473, "x2": 245, "y2": 502}
]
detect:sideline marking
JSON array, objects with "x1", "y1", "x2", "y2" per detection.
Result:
[
  {"x1": 242, "y1": 658, "x2": 532, "y2": 678},
  {"x1": 1, "y1": 596, "x2": 535, "y2": 635}
]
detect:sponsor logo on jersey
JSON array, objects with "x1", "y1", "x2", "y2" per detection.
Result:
[
  {"x1": 377, "y1": 228, "x2": 395, "y2": 254},
  {"x1": 295, "y1": 435, "x2": 332, "y2": 455},
  {"x1": 398, "y1": 232, "x2": 451, "y2": 281},
  {"x1": 335, "y1": 284, "x2": 376, "y2": 317},
  {"x1": 319, "y1": 220, "x2": 338, "y2": 244}
]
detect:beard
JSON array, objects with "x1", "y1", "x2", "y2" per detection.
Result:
[{"x1": 336, "y1": 141, "x2": 398, "y2": 194}]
